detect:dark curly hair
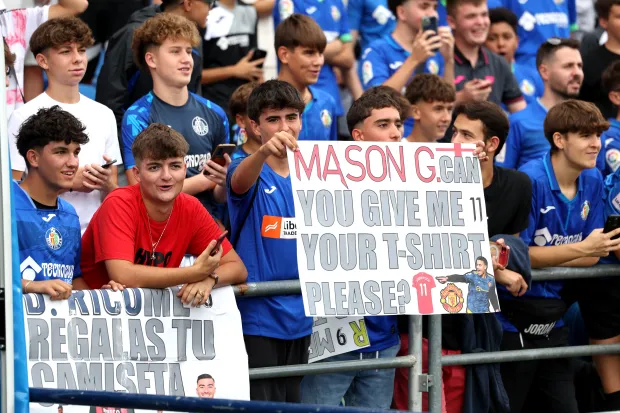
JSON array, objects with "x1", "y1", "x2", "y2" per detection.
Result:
[
  {"x1": 29, "y1": 17, "x2": 94, "y2": 57},
  {"x1": 247, "y1": 80, "x2": 305, "y2": 123},
  {"x1": 16, "y1": 106, "x2": 89, "y2": 168}
]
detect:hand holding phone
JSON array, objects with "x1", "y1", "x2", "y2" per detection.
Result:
[
  {"x1": 210, "y1": 231, "x2": 229, "y2": 256},
  {"x1": 490, "y1": 241, "x2": 510, "y2": 268},
  {"x1": 101, "y1": 159, "x2": 117, "y2": 169},
  {"x1": 604, "y1": 215, "x2": 620, "y2": 240}
]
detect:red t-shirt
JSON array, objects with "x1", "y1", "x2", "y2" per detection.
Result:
[
  {"x1": 412, "y1": 272, "x2": 436, "y2": 314},
  {"x1": 81, "y1": 185, "x2": 231, "y2": 289}
]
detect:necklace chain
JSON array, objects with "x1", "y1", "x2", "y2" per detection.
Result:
[{"x1": 145, "y1": 203, "x2": 174, "y2": 261}]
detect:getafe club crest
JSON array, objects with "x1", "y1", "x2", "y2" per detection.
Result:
[{"x1": 45, "y1": 227, "x2": 63, "y2": 250}]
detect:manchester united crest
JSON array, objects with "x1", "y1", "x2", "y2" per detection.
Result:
[{"x1": 440, "y1": 283, "x2": 464, "y2": 313}]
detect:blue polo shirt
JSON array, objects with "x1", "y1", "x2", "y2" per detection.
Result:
[
  {"x1": 596, "y1": 119, "x2": 620, "y2": 177},
  {"x1": 299, "y1": 86, "x2": 338, "y2": 141},
  {"x1": 491, "y1": 0, "x2": 578, "y2": 66},
  {"x1": 361, "y1": 34, "x2": 445, "y2": 137},
  {"x1": 274, "y1": 0, "x2": 351, "y2": 116},
  {"x1": 347, "y1": 0, "x2": 395, "y2": 52},
  {"x1": 496, "y1": 99, "x2": 548, "y2": 170},
  {"x1": 496, "y1": 153, "x2": 604, "y2": 332},
  {"x1": 513, "y1": 61, "x2": 543, "y2": 105}
]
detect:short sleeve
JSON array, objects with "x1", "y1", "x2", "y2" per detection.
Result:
[
  {"x1": 73, "y1": 235, "x2": 83, "y2": 279},
  {"x1": 121, "y1": 104, "x2": 149, "y2": 168},
  {"x1": 496, "y1": 116, "x2": 521, "y2": 169},
  {"x1": 347, "y1": 0, "x2": 363, "y2": 32},
  {"x1": 361, "y1": 48, "x2": 389, "y2": 89},
  {"x1": 8, "y1": 110, "x2": 26, "y2": 172},
  {"x1": 186, "y1": 200, "x2": 233, "y2": 257},
  {"x1": 93, "y1": 196, "x2": 138, "y2": 264},
  {"x1": 501, "y1": 63, "x2": 524, "y2": 105}
]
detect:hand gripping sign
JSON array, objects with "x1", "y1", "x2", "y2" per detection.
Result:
[{"x1": 288, "y1": 141, "x2": 499, "y2": 316}]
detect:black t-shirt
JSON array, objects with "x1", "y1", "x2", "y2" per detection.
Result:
[
  {"x1": 412, "y1": 166, "x2": 533, "y2": 350},
  {"x1": 579, "y1": 44, "x2": 620, "y2": 119}
]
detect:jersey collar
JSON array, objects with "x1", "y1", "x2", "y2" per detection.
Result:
[
  {"x1": 454, "y1": 45, "x2": 489, "y2": 68},
  {"x1": 387, "y1": 34, "x2": 410, "y2": 56},
  {"x1": 610, "y1": 118, "x2": 620, "y2": 131},
  {"x1": 543, "y1": 152, "x2": 584, "y2": 196}
]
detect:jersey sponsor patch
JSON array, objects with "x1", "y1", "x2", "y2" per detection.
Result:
[
  {"x1": 613, "y1": 192, "x2": 620, "y2": 212},
  {"x1": 426, "y1": 59, "x2": 439, "y2": 75},
  {"x1": 372, "y1": 5, "x2": 392, "y2": 25},
  {"x1": 581, "y1": 200, "x2": 590, "y2": 221},
  {"x1": 20, "y1": 256, "x2": 74, "y2": 282},
  {"x1": 320, "y1": 109, "x2": 332, "y2": 127},
  {"x1": 362, "y1": 60, "x2": 373, "y2": 86},
  {"x1": 261, "y1": 215, "x2": 296, "y2": 239},
  {"x1": 331, "y1": 5, "x2": 341, "y2": 21},
  {"x1": 520, "y1": 79, "x2": 535, "y2": 96},
  {"x1": 45, "y1": 227, "x2": 63, "y2": 250},
  {"x1": 192, "y1": 116, "x2": 209, "y2": 136},
  {"x1": 519, "y1": 11, "x2": 537, "y2": 31},
  {"x1": 279, "y1": 0, "x2": 294, "y2": 19},
  {"x1": 607, "y1": 149, "x2": 620, "y2": 171}
]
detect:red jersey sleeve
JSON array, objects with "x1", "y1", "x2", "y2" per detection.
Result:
[
  {"x1": 186, "y1": 198, "x2": 232, "y2": 257},
  {"x1": 93, "y1": 193, "x2": 138, "y2": 264}
]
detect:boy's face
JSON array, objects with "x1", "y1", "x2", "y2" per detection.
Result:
[
  {"x1": 412, "y1": 99, "x2": 454, "y2": 140},
  {"x1": 448, "y1": 2, "x2": 490, "y2": 47},
  {"x1": 134, "y1": 157, "x2": 187, "y2": 205},
  {"x1": 39, "y1": 43, "x2": 87, "y2": 86},
  {"x1": 398, "y1": 0, "x2": 438, "y2": 32},
  {"x1": 29, "y1": 141, "x2": 80, "y2": 191},
  {"x1": 185, "y1": 0, "x2": 211, "y2": 29},
  {"x1": 485, "y1": 22, "x2": 518, "y2": 63},
  {"x1": 554, "y1": 131, "x2": 601, "y2": 170},
  {"x1": 251, "y1": 107, "x2": 302, "y2": 146},
  {"x1": 541, "y1": 47, "x2": 583, "y2": 99},
  {"x1": 352, "y1": 107, "x2": 402, "y2": 142},
  {"x1": 280, "y1": 46, "x2": 324, "y2": 86},
  {"x1": 600, "y1": 5, "x2": 620, "y2": 42},
  {"x1": 148, "y1": 38, "x2": 194, "y2": 88}
]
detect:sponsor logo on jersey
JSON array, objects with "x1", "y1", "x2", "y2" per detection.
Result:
[
  {"x1": 389, "y1": 61, "x2": 403, "y2": 70},
  {"x1": 261, "y1": 215, "x2": 296, "y2": 239},
  {"x1": 613, "y1": 193, "x2": 620, "y2": 212},
  {"x1": 519, "y1": 11, "x2": 568, "y2": 31},
  {"x1": 279, "y1": 0, "x2": 294, "y2": 19},
  {"x1": 216, "y1": 34, "x2": 251, "y2": 51},
  {"x1": 440, "y1": 283, "x2": 464, "y2": 313},
  {"x1": 607, "y1": 149, "x2": 620, "y2": 171},
  {"x1": 540, "y1": 206, "x2": 556, "y2": 214},
  {"x1": 42, "y1": 213, "x2": 56, "y2": 222},
  {"x1": 520, "y1": 79, "x2": 535, "y2": 96},
  {"x1": 533, "y1": 227, "x2": 582, "y2": 246},
  {"x1": 192, "y1": 116, "x2": 209, "y2": 136},
  {"x1": 581, "y1": 200, "x2": 590, "y2": 221},
  {"x1": 264, "y1": 185, "x2": 277, "y2": 194},
  {"x1": 45, "y1": 227, "x2": 63, "y2": 250},
  {"x1": 20, "y1": 256, "x2": 41, "y2": 281},
  {"x1": 362, "y1": 61, "x2": 373, "y2": 86},
  {"x1": 361, "y1": 48, "x2": 372, "y2": 60},
  {"x1": 306, "y1": 6, "x2": 316, "y2": 14},
  {"x1": 426, "y1": 59, "x2": 440, "y2": 75},
  {"x1": 237, "y1": 128, "x2": 248, "y2": 145},
  {"x1": 372, "y1": 5, "x2": 392, "y2": 25},
  {"x1": 320, "y1": 109, "x2": 332, "y2": 127},
  {"x1": 185, "y1": 153, "x2": 209, "y2": 169},
  {"x1": 331, "y1": 5, "x2": 341, "y2": 21},
  {"x1": 20, "y1": 256, "x2": 74, "y2": 281}
]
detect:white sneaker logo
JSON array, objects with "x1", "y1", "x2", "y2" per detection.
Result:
[
  {"x1": 540, "y1": 206, "x2": 555, "y2": 214},
  {"x1": 265, "y1": 186, "x2": 277, "y2": 194}
]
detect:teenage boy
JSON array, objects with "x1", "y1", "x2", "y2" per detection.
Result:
[
  {"x1": 81, "y1": 123, "x2": 247, "y2": 303},
  {"x1": 274, "y1": 0, "x2": 351, "y2": 117},
  {"x1": 485, "y1": 7, "x2": 543, "y2": 105},
  {"x1": 96, "y1": 0, "x2": 212, "y2": 134},
  {"x1": 122, "y1": 13, "x2": 230, "y2": 219},
  {"x1": 597, "y1": 60, "x2": 620, "y2": 176},
  {"x1": 361, "y1": 0, "x2": 454, "y2": 137},
  {"x1": 300, "y1": 89, "x2": 402, "y2": 408},
  {"x1": 497, "y1": 38, "x2": 583, "y2": 169},
  {"x1": 14, "y1": 106, "x2": 89, "y2": 299},
  {"x1": 8, "y1": 17, "x2": 122, "y2": 234},
  {"x1": 276, "y1": 14, "x2": 338, "y2": 141},
  {"x1": 229, "y1": 82, "x2": 261, "y2": 160},
  {"x1": 487, "y1": 0, "x2": 578, "y2": 66},
  {"x1": 226, "y1": 80, "x2": 310, "y2": 402},
  {"x1": 580, "y1": 0, "x2": 620, "y2": 119},
  {"x1": 447, "y1": 0, "x2": 525, "y2": 113},
  {"x1": 404, "y1": 73, "x2": 455, "y2": 142},
  {"x1": 0, "y1": 0, "x2": 88, "y2": 118},
  {"x1": 501, "y1": 100, "x2": 619, "y2": 413}
]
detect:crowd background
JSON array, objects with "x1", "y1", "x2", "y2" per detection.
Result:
[{"x1": 5, "y1": 0, "x2": 620, "y2": 413}]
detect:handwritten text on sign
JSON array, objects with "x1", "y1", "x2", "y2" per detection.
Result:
[{"x1": 288, "y1": 142, "x2": 498, "y2": 316}]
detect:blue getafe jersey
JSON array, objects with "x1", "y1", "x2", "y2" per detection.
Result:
[
  {"x1": 513, "y1": 61, "x2": 543, "y2": 106},
  {"x1": 13, "y1": 181, "x2": 82, "y2": 284},
  {"x1": 496, "y1": 99, "x2": 548, "y2": 169},
  {"x1": 361, "y1": 316, "x2": 399, "y2": 353},
  {"x1": 438, "y1": 0, "x2": 448, "y2": 26},
  {"x1": 274, "y1": 0, "x2": 351, "y2": 116},
  {"x1": 464, "y1": 272, "x2": 496, "y2": 313},
  {"x1": 360, "y1": 35, "x2": 445, "y2": 137},
  {"x1": 491, "y1": 0, "x2": 577, "y2": 65},
  {"x1": 601, "y1": 169, "x2": 620, "y2": 265},
  {"x1": 300, "y1": 86, "x2": 338, "y2": 141},
  {"x1": 347, "y1": 0, "x2": 395, "y2": 52},
  {"x1": 122, "y1": 91, "x2": 230, "y2": 215},
  {"x1": 596, "y1": 119, "x2": 620, "y2": 177},
  {"x1": 227, "y1": 158, "x2": 312, "y2": 339},
  {"x1": 496, "y1": 154, "x2": 604, "y2": 332}
]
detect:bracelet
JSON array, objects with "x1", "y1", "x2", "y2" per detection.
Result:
[
  {"x1": 24, "y1": 280, "x2": 32, "y2": 293},
  {"x1": 208, "y1": 273, "x2": 219, "y2": 286}
]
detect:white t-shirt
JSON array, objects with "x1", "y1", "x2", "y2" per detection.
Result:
[
  {"x1": 8, "y1": 92, "x2": 123, "y2": 233},
  {"x1": 1, "y1": 6, "x2": 49, "y2": 118}
]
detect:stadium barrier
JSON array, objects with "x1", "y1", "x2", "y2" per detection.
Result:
[{"x1": 26, "y1": 266, "x2": 620, "y2": 413}]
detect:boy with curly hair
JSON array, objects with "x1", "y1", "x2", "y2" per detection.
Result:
[{"x1": 8, "y1": 16, "x2": 122, "y2": 234}]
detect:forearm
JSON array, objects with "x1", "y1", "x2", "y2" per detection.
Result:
[
  {"x1": 528, "y1": 244, "x2": 590, "y2": 268},
  {"x1": 72, "y1": 277, "x2": 89, "y2": 290},
  {"x1": 214, "y1": 260, "x2": 248, "y2": 286},
  {"x1": 324, "y1": 40, "x2": 344, "y2": 61},
  {"x1": 201, "y1": 66, "x2": 238, "y2": 85},
  {"x1": 557, "y1": 256, "x2": 600, "y2": 267},
  {"x1": 446, "y1": 274, "x2": 467, "y2": 283},
  {"x1": 182, "y1": 173, "x2": 216, "y2": 196},
  {"x1": 24, "y1": 66, "x2": 44, "y2": 102},
  {"x1": 344, "y1": 67, "x2": 363, "y2": 100},
  {"x1": 382, "y1": 58, "x2": 419, "y2": 92},
  {"x1": 230, "y1": 151, "x2": 268, "y2": 194},
  {"x1": 106, "y1": 260, "x2": 204, "y2": 288},
  {"x1": 50, "y1": 0, "x2": 89, "y2": 17},
  {"x1": 213, "y1": 184, "x2": 227, "y2": 204},
  {"x1": 442, "y1": 58, "x2": 455, "y2": 87},
  {"x1": 101, "y1": 167, "x2": 119, "y2": 199},
  {"x1": 329, "y1": 44, "x2": 355, "y2": 70},
  {"x1": 507, "y1": 100, "x2": 527, "y2": 113},
  {"x1": 254, "y1": 0, "x2": 275, "y2": 17}
]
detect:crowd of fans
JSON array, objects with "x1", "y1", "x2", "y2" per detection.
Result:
[{"x1": 4, "y1": 0, "x2": 620, "y2": 412}]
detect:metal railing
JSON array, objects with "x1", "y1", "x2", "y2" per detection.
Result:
[{"x1": 28, "y1": 266, "x2": 620, "y2": 413}]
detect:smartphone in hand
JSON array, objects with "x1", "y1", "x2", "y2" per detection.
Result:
[{"x1": 210, "y1": 231, "x2": 229, "y2": 256}]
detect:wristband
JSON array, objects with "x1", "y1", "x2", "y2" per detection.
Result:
[{"x1": 209, "y1": 273, "x2": 219, "y2": 286}]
